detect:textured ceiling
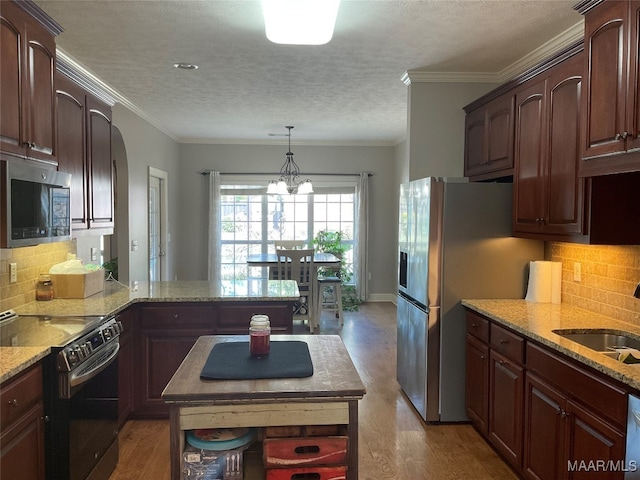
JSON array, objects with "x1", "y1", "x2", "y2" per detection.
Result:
[{"x1": 35, "y1": 0, "x2": 583, "y2": 145}]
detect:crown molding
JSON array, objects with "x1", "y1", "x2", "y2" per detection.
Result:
[
  {"x1": 402, "y1": 20, "x2": 584, "y2": 85},
  {"x1": 56, "y1": 49, "x2": 179, "y2": 142}
]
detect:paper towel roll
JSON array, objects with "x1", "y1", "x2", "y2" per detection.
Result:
[{"x1": 525, "y1": 261, "x2": 562, "y2": 303}]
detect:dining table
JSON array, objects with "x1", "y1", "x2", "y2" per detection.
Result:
[{"x1": 246, "y1": 252, "x2": 341, "y2": 332}]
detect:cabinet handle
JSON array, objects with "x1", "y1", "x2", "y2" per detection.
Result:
[
  {"x1": 560, "y1": 409, "x2": 569, "y2": 419},
  {"x1": 615, "y1": 132, "x2": 629, "y2": 140},
  {"x1": 480, "y1": 354, "x2": 486, "y2": 360},
  {"x1": 173, "y1": 314, "x2": 179, "y2": 319},
  {"x1": 498, "y1": 360, "x2": 506, "y2": 365},
  {"x1": 8, "y1": 398, "x2": 18, "y2": 407},
  {"x1": 472, "y1": 323, "x2": 478, "y2": 328},
  {"x1": 500, "y1": 339, "x2": 508, "y2": 345}
]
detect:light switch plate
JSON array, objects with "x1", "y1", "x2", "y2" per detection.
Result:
[{"x1": 573, "y1": 262, "x2": 581, "y2": 282}]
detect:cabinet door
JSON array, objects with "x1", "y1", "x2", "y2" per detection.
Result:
[
  {"x1": 135, "y1": 331, "x2": 200, "y2": 417},
  {"x1": 464, "y1": 107, "x2": 487, "y2": 177},
  {"x1": 564, "y1": 399, "x2": 625, "y2": 480},
  {"x1": 0, "y1": 402, "x2": 45, "y2": 480},
  {"x1": 0, "y1": 2, "x2": 26, "y2": 155},
  {"x1": 581, "y1": 0, "x2": 628, "y2": 160},
  {"x1": 217, "y1": 302, "x2": 293, "y2": 334},
  {"x1": 486, "y1": 94, "x2": 515, "y2": 172},
  {"x1": 24, "y1": 11, "x2": 56, "y2": 163},
  {"x1": 489, "y1": 349, "x2": 524, "y2": 470},
  {"x1": 513, "y1": 78, "x2": 547, "y2": 233},
  {"x1": 523, "y1": 373, "x2": 566, "y2": 480},
  {"x1": 545, "y1": 54, "x2": 584, "y2": 236},
  {"x1": 86, "y1": 95, "x2": 114, "y2": 229},
  {"x1": 465, "y1": 334, "x2": 489, "y2": 434},
  {"x1": 0, "y1": 1, "x2": 56, "y2": 163},
  {"x1": 56, "y1": 75, "x2": 88, "y2": 229}
]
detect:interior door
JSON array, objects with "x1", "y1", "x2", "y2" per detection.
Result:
[{"x1": 148, "y1": 167, "x2": 169, "y2": 282}]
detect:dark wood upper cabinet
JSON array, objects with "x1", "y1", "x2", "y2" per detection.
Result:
[
  {"x1": 56, "y1": 74, "x2": 88, "y2": 229},
  {"x1": 577, "y1": 0, "x2": 640, "y2": 175},
  {"x1": 464, "y1": 94, "x2": 515, "y2": 180},
  {"x1": 56, "y1": 71, "x2": 114, "y2": 232},
  {"x1": 513, "y1": 53, "x2": 585, "y2": 240},
  {"x1": 0, "y1": 1, "x2": 61, "y2": 164}
]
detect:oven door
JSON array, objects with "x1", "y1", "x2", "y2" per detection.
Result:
[{"x1": 44, "y1": 347, "x2": 119, "y2": 480}]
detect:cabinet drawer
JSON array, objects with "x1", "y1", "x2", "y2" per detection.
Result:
[
  {"x1": 466, "y1": 311, "x2": 489, "y2": 342},
  {"x1": 490, "y1": 323, "x2": 524, "y2": 364},
  {"x1": 0, "y1": 364, "x2": 42, "y2": 429},
  {"x1": 140, "y1": 303, "x2": 216, "y2": 329},
  {"x1": 526, "y1": 343, "x2": 627, "y2": 429}
]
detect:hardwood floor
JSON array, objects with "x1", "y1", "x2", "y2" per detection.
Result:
[{"x1": 109, "y1": 302, "x2": 517, "y2": 480}]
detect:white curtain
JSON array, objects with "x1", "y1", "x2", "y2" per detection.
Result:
[
  {"x1": 355, "y1": 172, "x2": 369, "y2": 301},
  {"x1": 207, "y1": 171, "x2": 221, "y2": 285}
]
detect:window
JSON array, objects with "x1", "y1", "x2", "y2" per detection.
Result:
[{"x1": 219, "y1": 182, "x2": 356, "y2": 295}]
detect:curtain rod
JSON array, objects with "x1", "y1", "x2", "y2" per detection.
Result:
[{"x1": 199, "y1": 171, "x2": 372, "y2": 177}]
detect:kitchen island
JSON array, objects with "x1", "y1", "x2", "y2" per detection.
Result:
[{"x1": 162, "y1": 334, "x2": 366, "y2": 480}]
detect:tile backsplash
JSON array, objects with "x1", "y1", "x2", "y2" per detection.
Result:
[
  {"x1": 0, "y1": 242, "x2": 75, "y2": 311},
  {"x1": 550, "y1": 243, "x2": 640, "y2": 325}
]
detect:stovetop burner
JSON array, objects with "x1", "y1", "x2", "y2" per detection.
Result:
[{"x1": 0, "y1": 309, "x2": 106, "y2": 347}]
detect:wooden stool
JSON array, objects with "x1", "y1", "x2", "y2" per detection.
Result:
[{"x1": 317, "y1": 276, "x2": 343, "y2": 326}]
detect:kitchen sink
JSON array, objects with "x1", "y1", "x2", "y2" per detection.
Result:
[{"x1": 552, "y1": 329, "x2": 640, "y2": 353}]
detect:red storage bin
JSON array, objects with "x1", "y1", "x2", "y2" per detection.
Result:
[
  {"x1": 263, "y1": 436, "x2": 348, "y2": 467},
  {"x1": 265, "y1": 465, "x2": 347, "y2": 480}
]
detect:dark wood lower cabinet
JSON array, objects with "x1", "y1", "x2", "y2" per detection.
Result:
[
  {"x1": 489, "y1": 349, "x2": 524, "y2": 470},
  {"x1": 465, "y1": 333, "x2": 489, "y2": 434},
  {"x1": 565, "y1": 400, "x2": 625, "y2": 480},
  {"x1": 117, "y1": 306, "x2": 137, "y2": 427},
  {"x1": 130, "y1": 301, "x2": 294, "y2": 418},
  {"x1": 523, "y1": 373, "x2": 566, "y2": 480},
  {"x1": 465, "y1": 309, "x2": 629, "y2": 480}
]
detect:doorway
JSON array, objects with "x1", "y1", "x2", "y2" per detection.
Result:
[{"x1": 148, "y1": 167, "x2": 169, "y2": 281}]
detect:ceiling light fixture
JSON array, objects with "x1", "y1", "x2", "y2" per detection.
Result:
[
  {"x1": 267, "y1": 126, "x2": 313, "y2": 195},
  {"x1": 261, "y1": 0, "x2": 341, "y2": 46}
]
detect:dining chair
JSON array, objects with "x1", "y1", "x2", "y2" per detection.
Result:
[
  {"x1": 274, "y1": 240, "x2": 306, "y2": 250},
  {"x1": 274, "y1": 248, "x2": 316, "y2": 332}
]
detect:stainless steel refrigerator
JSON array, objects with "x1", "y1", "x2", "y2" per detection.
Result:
[{"x1": 397, "y1": 177, "x2": 543, "y2": 422}]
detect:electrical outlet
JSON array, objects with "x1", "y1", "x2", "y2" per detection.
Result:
[
  {"x1": 9, "y1": 262, "x2": 17, "y2": 283},
  {"x1": 573, "y1": 262, "x2": 581, "y2": 282},
  {"x1": 90, "y1": 247, "x2": 98, "y2": 261},
  {"x1": 10, "y1": 335, "x2": 18, "y2": 346},
  {"x1": 131, "y1": 240, "x2": 139, "y2": 252}
]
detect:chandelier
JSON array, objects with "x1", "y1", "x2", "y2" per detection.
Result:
[{"x1": 266, "y1": 126, "x2": 313, "y2": 195}]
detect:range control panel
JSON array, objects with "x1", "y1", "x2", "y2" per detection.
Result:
[{"x1": 58, "y1": 318, "x2": 122, "y2": 372}]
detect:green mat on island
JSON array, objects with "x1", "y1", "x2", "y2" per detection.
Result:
[{"x1": 200, "y1": 341, "x2": 313, "y2": 380}]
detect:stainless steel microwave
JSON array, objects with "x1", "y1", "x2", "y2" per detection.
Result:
[{"x1": 1, "y1": 161, "x2": 72, "y2": 248}]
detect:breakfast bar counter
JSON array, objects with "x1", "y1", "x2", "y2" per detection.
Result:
[{"x1": 162, "y1": 334, "x2": 366, "y2": 480}]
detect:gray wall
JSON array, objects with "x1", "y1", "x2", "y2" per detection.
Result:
[{"x1": 112, "y1": 105, "x2": 181, "y2": 283}]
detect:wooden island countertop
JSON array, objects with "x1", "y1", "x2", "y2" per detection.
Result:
[{"x1": 162, "y1": 334, "x2": 366, "y2": 480}]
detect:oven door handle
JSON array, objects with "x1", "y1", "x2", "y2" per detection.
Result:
[{"x1": 69, "y1": 342, "x2": 120, "y2": 388}]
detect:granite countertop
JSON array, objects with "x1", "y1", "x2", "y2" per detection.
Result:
[
  {"x1": 462, "y1": 299, "x2": 640, "y2": 392},
  {"x1": 0, "y1": 346, "x2": 50, "y2": 384},
  {"x1": 13, "y1": 279, "x2": 300, "y2": 317},
  {"x1": 1, "y1": 279, "x2": 300, "y2": 383}
]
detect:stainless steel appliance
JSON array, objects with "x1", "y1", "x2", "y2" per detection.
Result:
[
  {"x1": 0, "y1": 311, "x2": 122, "y2": 480},
  {"x1": 626, "y1": 394, "x2": 640, "y2": 479},
  {"x1": 0, "y1": 160, "x2": 72, "y2": 247},
  {"x1": 397, "y1": 178, "x2": 543, "y2": 422}
]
